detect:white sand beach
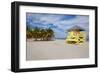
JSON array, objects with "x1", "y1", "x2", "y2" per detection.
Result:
[{"x1": 26, "y1": 39, "x2": 89, "y2": 60}]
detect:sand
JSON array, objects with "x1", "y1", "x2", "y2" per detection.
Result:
[{"x1": 26, "y1": 39, "x2": 89, "y2": 60}]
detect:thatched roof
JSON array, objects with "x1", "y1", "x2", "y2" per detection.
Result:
[{"x1": 67, "y1": 25, "x2": 85, "y2": 31}]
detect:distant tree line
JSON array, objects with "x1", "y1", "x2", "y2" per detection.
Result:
[{"x1": 26, "y1": 26, "x2": 54, "y2": 41}]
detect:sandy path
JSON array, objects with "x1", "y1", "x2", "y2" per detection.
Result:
[{"x1": 26, "y1": 39, "x2": 89, "y2": 60}]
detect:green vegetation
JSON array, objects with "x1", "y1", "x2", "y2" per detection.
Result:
[{"x1": 26, "y1": 26, "x2": 54, "y2": 41}]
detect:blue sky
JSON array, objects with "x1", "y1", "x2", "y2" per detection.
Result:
[{"x1": 26, "y1": 13, "x2": 89, "y2": 39}]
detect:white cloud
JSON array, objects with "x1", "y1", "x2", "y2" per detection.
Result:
[{"x1": 54, "y1": 15, "x2": 89, "y2": 31}]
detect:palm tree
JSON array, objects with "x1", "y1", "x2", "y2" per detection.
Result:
[
  {"x1": 32, "y1": 27, "x2": 40, "y2": 41},
  {"x1": 39, "y1": 29, "x2": 45, "y2": 40},
  {"x1": 26, "y1": 25, "x2": 33, "y2": 38},
  {"x1": 47, "y1": 28, "x2": 54, "y2": 40},
  {"x1": 42, "y1": 28, "x2": 54, "y2": 41},
  {"x1": 26, "y1": 31, "x2": 32, "y2": 38}
]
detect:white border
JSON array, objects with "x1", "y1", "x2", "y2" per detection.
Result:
[{"x1": 19, "y1": 5, "x2": 95, "y2": 68}]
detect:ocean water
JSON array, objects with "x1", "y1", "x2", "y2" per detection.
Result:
[{"x1": 55, "y1": 38, "x2": 66, "y2": 40}]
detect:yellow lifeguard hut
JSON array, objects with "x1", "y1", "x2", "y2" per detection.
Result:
[{"x1": 66, "y1": 26, "x2": 86, "y2": 44}]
